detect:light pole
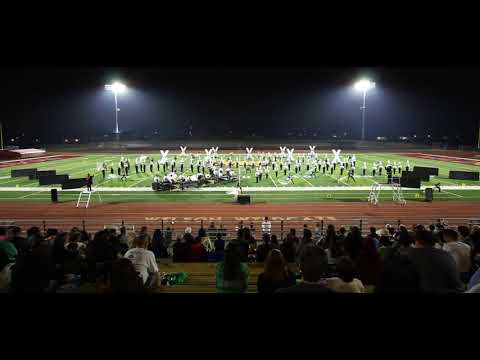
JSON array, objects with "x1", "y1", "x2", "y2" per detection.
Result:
[
  {"x1": 105, "y1": 82, "x2": 127, "y2": 142},
  {"x1": 354, "y1": 79, "x2": 375, "y2": 141}
]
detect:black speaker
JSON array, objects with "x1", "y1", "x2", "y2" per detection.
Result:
[
  {"x1": 425, "y1": 188, "x2": 433, "y2": 202},
  {"x1": 449, "y1": 171, "x2": 479, "y2": 181},
  {"x1": 51, "y1": 188, "x2": 58, "y2": 203},
  {"x1": 237, "y1": 195, "x2": 251, "y2": 204}
]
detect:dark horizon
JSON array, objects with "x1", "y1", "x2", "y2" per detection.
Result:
[{"x1": 2, "y1": 67, "x2": 480, "y2": 147}]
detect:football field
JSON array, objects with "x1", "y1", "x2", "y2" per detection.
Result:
[{"x1": 0, "y1": 151, "x2": 479, "y2": 203}]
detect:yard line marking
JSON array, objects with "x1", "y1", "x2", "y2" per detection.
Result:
[
  {"x1": 269, "y1": 174, "x2": 278, "y2": 188},
  {"x1": 301, "y1": 175, "x2": 314, "y2": 187},
  {"x1": 441, "y1": 190, "x2": 463, "y2": 198}
]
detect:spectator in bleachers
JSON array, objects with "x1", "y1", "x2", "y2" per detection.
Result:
[
  {"x1": 231, "y1": 228, "x2": 250, "y2": 262},
  {"x1": 261, "y1": 217, "x2": 272, "y2": 235},
  {"x1": 442, "y1": 228, "x2": 471, "y2": 283},
  {"x1": 457, "y1": 226, "x2": 471, "y2": 246},
  {"x1": 280, "y1": 230, "x2": 297, "y2": 263},
  {"x1": 325, "y1": 256, "x2": 365, "y2": 293},
  {"x1": 109, "y1": 258, "x2": 145, "y2": 293},
  {"x1": 377, "y1": 234, "x2": 394, "y2": 261},
  {"x1": 257, "y1": 249, "x2": 296, "y2": 293},
  {"x1": 355, "y1": 236, "x2": 382, "y2": 286},
  {"x1": 375, "y1": 253, "x2": 422, "y2": 293},
  {"x1": 296, "y1": 228, "x2": 314, "y2": 263},
  {"x1": 314, "y1": 222, "x2": 322, "y2": 243},
  {"x1": 7, "y1": 226, "x2": 28, "y2": 255},
  {"x1": 124, "y1": 234, "x2": 161, "y2": 288},
  {"x1": 406, "y1": 230, "x2": 463, "y2": 292},
  {"x1": 277, "y1": 245, "x2": 333, "y2": 293},
  {"x1": 52, "y1": 232, "x2": 68, "y2": 270},
  {"x1": 173, "y1": 235, "x2": 189, "y2": 262},
  {"x1": 215, "y1": 243, "x2": 249, "y2": 293},
  {"x1": 118, "y1": 226, "x2": 129, "y2": 247},
  {"x1": 189, "y1": 233, "x2": 208, "y2": 262},
  {"x1": 85, "y1": 230, "x2": 118, "y2": 282},
  {"x1": 0, "y1": 227, "x2": 6, "y2": 241},
  {"x1": 392, "y1": 226, "x2": 413, "y2": 252},
  {"x1": 344, "y1": 226, "x2": 363, "y2": 261},
  {"x1": 207, "y1": 222, "x2": 217, "y2": 242},
  {"x1": 212, "y1": 234, "x2": 225, "y2": 262},
  {"x1": 183, "y1": 227, "x2": 194, "y2": 246},
  {"x1": 467, "y1": 267, "x2": 480, "y2": 291},
  {"x1": 26, "y1": 226, "x2": 42, "y2": 249},
  {"x1": 150, "y1": 229, "x2": 167, "y2": 258},
  {"x1": 319, "y1": 224, "x2": 336, "y2": 249},
  {"x1": 256, "y1": 233, "x2": 273, "y2": 262},
  {"x1": 111, "y1": 232, "x2": 129, "y2": 257},
  {"x1": 0, "y1": 238, "x2": 17, "y2": 290},
  {"x1": 337, "y1": 226, "x2": 347, "y2": 244},
  {"x1": 367, "y1": 227, "x2": 379, "y2": 247},
  {"x1": 198, "y1": 228, "x2": 213, "y2": 253},
  {"x1": 10, "y1": 247, "x2": 56, "y2": 293},
  {"x1": 271, "y1": 235, "x2": 279, "y2": 249}
]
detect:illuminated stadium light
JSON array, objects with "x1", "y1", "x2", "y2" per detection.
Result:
[
  {"x1": 105, "y1": 81, "x2": 127, "y2": 137},
  {"x1": 354, "y1": 79, "x2": 375, "y2": 92},
  {"x1": 354, "y1": 78, "x2": 376, "y2": 141}
]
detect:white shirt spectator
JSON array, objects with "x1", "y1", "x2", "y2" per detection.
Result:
[
  {"x1": 443, "y1": 241, "x2": 471, "y2": 273},
  {"x1": 261, "y1": 220, "x2": 272, "y2": 234},
  {"x1": 124, "y1": 247, "x2": 159, "y2": 284},
  {"x1": 325, "y1": 277, "x2": 365, "y2": 293}
]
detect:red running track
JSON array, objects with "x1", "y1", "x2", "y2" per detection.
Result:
[{"x1": 0, "y1": 201, "x2": 479, "y2": 232}]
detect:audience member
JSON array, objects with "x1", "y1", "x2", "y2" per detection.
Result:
[
  {"x1": 256, "y1": 233, "x2": 273, "y2": 262},
  {"x1": 375, "y1": 253, "x2": 422, "y2": 293},
  {"x1": 215, "y1": 243, "x2": 249, "y2": 293},
  {"x1": 277, "y1": 246, "x2": 333, "y2": 293},
  {"x1": 442, "y1": 228, "x2": 471, "y2": 282},
  {"x1": 105, "y1": 258, "x2": 145, "y2": 294},
  {"x1": 173, "y1": 235, "x2": 189, "y2": 262},
  {"x1": 344, "y1": 226, "x2": 363, "y2": 261},
  {"x1": 189, "y1": 234, "x2": 208, "y2": 262},
  {"x1": 355, "y1": 236, "x2": 382, "y2": 286},
  {"x1": 325, "y1": 256, "x2": 365, "y2": 293},
  {"x1": 150, "y1": 229, "x2": 167, "y2": 258},
  {"x1": 257, "y1": 249, "x2": 296, "y2": 293},
  {"x1": 7, "y1": 226, "x2": 28, "y2": 255},
  {"x1": 124, "y1": 234, "x2": 161, "y2": 288},
  {"x1": 0, "y1": 239, "x2": 17, "y2": 290},
  {"x1": 406, "y1": 230, "x2": 463, "y2": 292}
]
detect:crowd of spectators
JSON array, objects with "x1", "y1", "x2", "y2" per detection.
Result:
[{"x1": 1, "y1": 219, "x2": 480, "y2": 294}]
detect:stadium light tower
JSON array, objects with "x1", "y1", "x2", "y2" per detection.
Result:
[
  {"x1": 354, "y1": 79, "x2": 375, "y2": 141},
  {"x1": 105, "y1": 82, "x2": 127, "y2": 140}
]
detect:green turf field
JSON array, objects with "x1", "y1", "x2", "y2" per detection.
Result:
[{"x1": 0, "y1": 151, "x2": 478, "y2": 203}]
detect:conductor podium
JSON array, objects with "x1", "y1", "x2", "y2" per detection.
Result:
[{"x1": 237, "y1": 194, "x2": 251, "y2": 204}]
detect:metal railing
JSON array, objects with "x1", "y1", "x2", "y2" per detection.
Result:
[{"x1": 2, "y1": 217, "x2": 480, "y2": 241}]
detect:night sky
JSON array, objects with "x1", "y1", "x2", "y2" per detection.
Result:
[{"x1": 2, "y1": 67, "x2": 480, "y2": 145}]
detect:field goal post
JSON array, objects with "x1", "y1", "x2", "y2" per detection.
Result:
[
  {"x1": 368, "y1": 182, "x2": 381, "y2": 205},
  {"x1": 391, "y1": 177, "x2": 406, "y2": 205}
]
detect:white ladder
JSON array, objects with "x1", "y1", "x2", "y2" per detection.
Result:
[
  {"x1": 76, "y1": 190, "x2": 102, "y2": 208},
  {"x1": 368, "y1": 182, "x2": 381, "y2": 205},
  {"x1": 391, "y1": 182, "x2": 406, "y2": 205}
]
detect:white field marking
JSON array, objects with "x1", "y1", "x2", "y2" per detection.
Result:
[
  {"x1": 301, "y1": 175, "x2": 314, "y2": 187},
  {"x1": 1, "y1": 185, "x2": 480, "y2": 192},
  {"x1": 0, "y1": 176, "x2": 10, "y2": 180},
  {"x1": 19, "y1": 190, "x2": 48, "y2": 199},
  {"x1": 130, "y1": 176, "x2": 151, "y2": 187},
  {"x1": 440, "y1": 190, "x2": 464, "y2": 198},
  {"x1": 268, "y1": 173, "x2": 278, "y2": 188}
]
